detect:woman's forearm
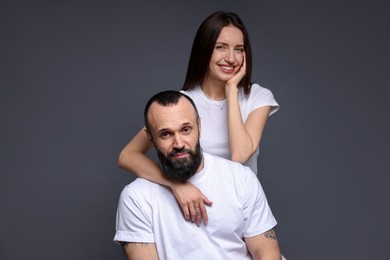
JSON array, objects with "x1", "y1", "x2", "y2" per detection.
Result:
[
  {"x1": 226, "y1": 84, "x2": 256, "y2": 163},
  {"x1": 225, "y1": 84, "x2": 271, "y2": 163},
  {"x1": 118, "y1": 149, "x2": 174, "y2": 187},
  {"x1": 118, "y1": 128, "x2": 174, "y2": 187}
]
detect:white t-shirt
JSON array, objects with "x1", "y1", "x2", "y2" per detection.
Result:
[
  {"x1": 181, "y1": 84, "x2": 279, "y2": 174},
  {"x1": 114, "y1": 153, "x2": 277, "y2": 260}
]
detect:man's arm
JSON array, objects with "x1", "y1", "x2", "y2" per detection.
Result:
[
  {"x1": 245, "y1": 229, "x2": 282, "y2": 260},
  {"x1": 120, "y1": 242, "x2": 159, "y2": 260}
]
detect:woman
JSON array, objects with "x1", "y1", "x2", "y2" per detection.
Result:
[{"x1": 118, "y1": 11, "x2": 279, "y2": 226}]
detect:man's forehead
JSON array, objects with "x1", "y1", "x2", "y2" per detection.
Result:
[{"x1": 148, "y1": 98, "x2": 197, "y2": 130}]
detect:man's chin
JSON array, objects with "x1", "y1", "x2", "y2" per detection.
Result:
[{"x1": 170, "y1": 157, "x2": 191, "y2": 166}]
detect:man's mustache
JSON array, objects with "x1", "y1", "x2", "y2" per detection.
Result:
[{"x1": 168, "y1": 147, "x2": 194, "y2": 158}]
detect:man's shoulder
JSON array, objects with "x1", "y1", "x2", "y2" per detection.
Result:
[
  {"x1": 204, "y1": 152, "x2": 249, "y2": 167},
  {"x1": 204, "y1": 153, "x2": 255, "y2": 177},
  {"x1": 120, "y1": 178, "x2": 163, "y2": 201},
  {"x1": 127, "y1": 178, "x2": 159, "y2": 189}
]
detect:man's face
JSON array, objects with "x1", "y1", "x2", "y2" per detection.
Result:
[{"x1": 147, "y1": 98, "x2": 203, "y2": 181}]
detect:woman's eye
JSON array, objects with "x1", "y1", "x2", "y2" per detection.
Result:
[{"x1": 235, "y1": 48, "x2": 245, "y2": 53}]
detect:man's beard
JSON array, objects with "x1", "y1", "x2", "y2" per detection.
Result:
[{"x1": 156, "y1": 141, "x2": 202, "y2": 182}]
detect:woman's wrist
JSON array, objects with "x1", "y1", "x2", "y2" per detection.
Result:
[
  {"x1": 225, "y1": 85, "x2": 238, "y2": 102},
  {"x1": 167, "y1": 180, "x2": 182, "y2": 190}
]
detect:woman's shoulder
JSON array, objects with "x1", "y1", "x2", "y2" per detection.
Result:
[
  {"x1": 180, "y1": 86, "x2": 200, "y2": 98},
  {"x1": 238, "y1": 83, "x2": 274, "y2": 100},
  {"x1": 239, "y1": 83, "x2": 279, "y2": 114},
  {"x1": 249, "y1": 83, "x2": 273, "y2": 95}
]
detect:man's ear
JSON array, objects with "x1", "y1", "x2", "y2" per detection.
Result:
[{"x1": 144, "y1": 127, "x2": 155, "y2": 145}]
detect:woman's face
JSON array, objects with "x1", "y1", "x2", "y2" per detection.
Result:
[{"x1": 207, "y1": 25, "x2": 245, "y2": 83}]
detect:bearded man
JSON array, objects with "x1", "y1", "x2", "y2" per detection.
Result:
[{"x1": 114, "y1": 90, "x2": 281, "y2": 260}]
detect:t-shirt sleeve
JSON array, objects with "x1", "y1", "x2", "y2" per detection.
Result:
[
  {"x1": 249, "y1": 84, "x2": 280, "y2": 116},
  {"x1": 242, "y1": 168, "x2": 277, "y2": 238},
  {"x1": 113, "y1": 185, "x2": 155, "y2": 243}
]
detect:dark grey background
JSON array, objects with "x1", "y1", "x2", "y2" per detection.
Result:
[{"x1": 1, "y1": 0, "x2": 389, "y2": 259}]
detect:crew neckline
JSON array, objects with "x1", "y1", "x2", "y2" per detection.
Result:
[
  {"x1": 189, "y1": 153, "x2": 210, "y2": 184},
  {"x1": 196, "y1": 87, "x2": 226, "y2": 105}
]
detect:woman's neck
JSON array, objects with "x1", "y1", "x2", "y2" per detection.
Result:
[{"x1": 201, "y1": 78, "x2": 226, "y2": 100}]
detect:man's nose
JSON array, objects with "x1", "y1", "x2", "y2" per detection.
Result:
[{"x1": 172, "y1": 133, "x2": 184, "y2": 148}]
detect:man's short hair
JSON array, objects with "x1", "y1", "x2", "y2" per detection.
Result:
[{"x1": 143, "y1": 90, "x2": 200, "y2": 134}]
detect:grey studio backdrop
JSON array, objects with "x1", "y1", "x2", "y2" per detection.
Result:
[{"x1": 1, "y1": 1, "x2": 389, "y2": 259}]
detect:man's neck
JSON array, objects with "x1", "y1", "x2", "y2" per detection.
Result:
[{"x1": 195, "y1": 154, "x2": 205, "y2": 174}]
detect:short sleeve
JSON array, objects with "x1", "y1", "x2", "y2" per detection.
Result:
[
  {"x1": 247, "y1": 84, "x2": 280, "y2": 116},
  {"x1": 113, "y1": 185, "x2": 155, "y2": 243},
  {"x1": 242, "y1": 169, "x2": 277, "y2": 238}
]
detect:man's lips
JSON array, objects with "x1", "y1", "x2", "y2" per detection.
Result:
[{"x1": 172, "y1": 152, "x2": 189, "y2": 159}]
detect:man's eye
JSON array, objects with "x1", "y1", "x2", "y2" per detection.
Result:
[
  {"x1": 182, "y1": 127, "x2": 192, "y2": 134},
  {"x1": 160, "y1": 132, "x2": 172, "y2": 139}
]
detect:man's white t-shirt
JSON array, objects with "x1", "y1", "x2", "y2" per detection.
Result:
[{"x1": 114, "y1": 153, "x2": 277, "y2": 260}]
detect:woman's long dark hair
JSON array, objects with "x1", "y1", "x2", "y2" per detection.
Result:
[{"x1": 182, "y1": 11, "x2": 253, "y2": 95}]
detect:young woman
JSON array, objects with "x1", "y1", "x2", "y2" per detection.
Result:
[{"x1": 118, "y1": 11, "x2": 279, "y2": 226}]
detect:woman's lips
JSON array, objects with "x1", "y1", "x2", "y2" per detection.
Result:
[{"x1": 219, "y1": 65, "x2": 235, "y2": 73}]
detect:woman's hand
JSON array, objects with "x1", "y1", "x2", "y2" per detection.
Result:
[
  {"x1": 170, "y1": 182, "x2": 213, "y2": 226},
  {"x1": 225, "y1": 52, "x2": 246, "y2": 89}
]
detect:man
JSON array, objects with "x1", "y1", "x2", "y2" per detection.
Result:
[{"x1": 114, "y1": 90, "x2": 282, "y2": 259}]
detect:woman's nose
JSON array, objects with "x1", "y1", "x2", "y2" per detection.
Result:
[{"x1": 225, "y1": 50, "x2": 235, "y2": 63}]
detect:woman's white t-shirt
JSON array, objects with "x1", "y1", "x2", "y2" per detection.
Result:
[{"x1": 181, "y1": 84, "x2": 279, "y2": 174}]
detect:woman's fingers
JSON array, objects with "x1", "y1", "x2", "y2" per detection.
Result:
[
  {"x1": 171, "y1": 182, "x2": 213, "y2": 225},
  {"x1": 198, "y1": 201, "x2": 208, "y2": 226},
  {"x1": 181, "y1": 204, "x2": 191, "y2": 221},
  {"x1": 203, "y1": 197, "x2": 213, "y2": 206},
  {"x1": 189, "y1": 204, "x2": 197, "y2": 222},
  {"x1": 188, "y1": 201, "x2": 209, "y2": 226}
]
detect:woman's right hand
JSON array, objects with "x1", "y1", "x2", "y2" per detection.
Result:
[{"x1": 170, "y1": 182, "x2": 213, "y2": 226}]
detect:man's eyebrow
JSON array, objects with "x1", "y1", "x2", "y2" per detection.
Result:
[
  {"x1": 157, "y1": 128, "x2": 171, "y2": 135},
  {"x1": 156, "y1": 122, "x2": 192, "y2": 134}
]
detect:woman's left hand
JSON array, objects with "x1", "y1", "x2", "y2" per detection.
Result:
[{"x1": 226, "y1": 53, "x2": 246, "y2": 89}]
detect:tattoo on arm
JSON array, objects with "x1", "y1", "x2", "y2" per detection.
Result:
[{"x1": 263, "y1": 229, "x2": 277, "y2": 240}]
